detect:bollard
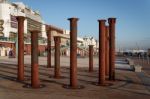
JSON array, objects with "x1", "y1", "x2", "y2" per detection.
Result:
[
  {"x1": 108, "y1": 18, "x2": 116, "y2": 81},
  {"x1": 16, "y1": 16, "x2": 25, "y2": 81},
  {"x1": 89, "y1": 45, "x2": 94, "y2": 72},
  {"x1": 54, "y1": 36, "x2": 61, "y2": 78}
]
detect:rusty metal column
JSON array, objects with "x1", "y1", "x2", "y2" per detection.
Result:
[
  {"x1": 54, "y1": 36, "x2": 61, "y2": 78},
  {"x1": 105, "y1": 26, "x2": 109, "y2": 76},
  {"x1": 108, "y1": 18, "x2": 116, "y2": 81},
  {"x1": 98, "y1": 20, "x2": 106, "y2": 85},
  {"x1": 16, "y1": 16, "x2": 25, "y2": 81},
  {"x1": 89, "y1": 45, "x2": 94, "y2": 72},
  {"x1": 46, "y1": 26, "x2": 51, "y2": 68},
  {"x1": 31, "y1": 30, "x2": 40, "y2": 88},
  {"x1": 63, "y1": 17, "x2": 84, "y2": 89},
  {"x1": 69, "y1": 18, "x2": 78, "y2": 88}
]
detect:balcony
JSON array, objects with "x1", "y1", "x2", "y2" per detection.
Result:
[
  {"x1": 0, "y1": 37, "x2": 15, "y2": 42},
  {"x1": 0, "y1": 36, "x2": 47, "y2": 45}
]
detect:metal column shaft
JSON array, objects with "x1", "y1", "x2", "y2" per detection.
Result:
[
  {"x1": 47, "y1": 26, "x2": 51, "y2": 68},
  {"x1": 98, "y1": 20, "x2": 106, "y2": 84},
  {"x1": 54, "y1": 36, "x2": 61, "y2": 78},
  {"x1": 108, "y1": 18, "x2": 116, "y2": 81},
  {"x1": 31, "y1": 30, "x2": 40, "y2": 88},
  {"x1": 89, "y1": 45, "x2": 94, "y2": 72},
  {"x1": 16, "y1": 16, "x2": 25, "y2": 81},
  {"x1": 105, "y1": 26, "x2": 109, "y2": 76},
  {"x1": 68, "y1": 18, "x2": 78, "y2": 88}
]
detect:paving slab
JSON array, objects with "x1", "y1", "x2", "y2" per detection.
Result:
[{"x1": 0, "y1": 56, "x2": 149, "y2": 99}]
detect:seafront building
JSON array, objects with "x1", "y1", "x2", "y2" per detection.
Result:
[
  {"x1": 0, "y1": 0, "x2": 98, "y2": 57},
  {"x1": 0, "y1": 0, "x2": 48, "y2": 56}
]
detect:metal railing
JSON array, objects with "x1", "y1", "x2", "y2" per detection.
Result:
[
  {"x1": 0, "y1": 37, "x2": 15, "y2": 42},
  {"x1": 0, "y1": 37, "x2": 47, "y2": 44}
]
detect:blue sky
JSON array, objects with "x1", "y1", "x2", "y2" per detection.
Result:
[{"x1": 11, "y1": 0, "x2": 150, "y2": 50}]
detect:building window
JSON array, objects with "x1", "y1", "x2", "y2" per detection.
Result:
[
  {"x1": 21, "y1": 9, "x2": 25, "y2": 13},
  {"x1": 9, "y1": 32, "x2": 16, "y2": 38},
  {"x1": 10, "y1": 15, "x2": 18, "y2": 28}
]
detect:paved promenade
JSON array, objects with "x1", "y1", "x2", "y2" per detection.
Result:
[
  {"x1": 129, "y1": 57, "x2": 150, "y2": 75},
  {"x1": 0, "y1": 56, "x2": 150, "y2": 99}
]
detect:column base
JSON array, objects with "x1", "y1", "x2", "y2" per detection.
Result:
[
  {"x1": 89, "y1": 70, "x2": 94, "y2": 72},
  {"x1": 84, "y1": 70, "x2": 97, "y2": 72},
  {"x1": 49, "y1": 75, "x2": 66, "y2": 79},
  {"x1": 15, "y1": 77, "x2": 30, "y2": 82},
  {"x1": 108, "y1": 78, "x2": 116, "y2": 81},
  {"x1": 63, "y1": 84, "x2": 85, "y2": 89},
  {"x1": 93, "y1": 82, "x2": 113, "y2": 86},
  {"x1": 23, "y1": 84, "x2": 45, "y2": 89},
  {"x1": 47, "y1": 66, "x2": 53, "y2": 68}
]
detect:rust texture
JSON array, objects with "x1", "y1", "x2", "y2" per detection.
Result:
[
  {"x1": 31, "y1": 30, "x2": 40, "y2": 88},
  {"x1": 89, "y1": 45, "x2": 94, "y2": 72},
  {"x1": 68, "y1": 18, "x2": 79, "y2": 88},
  {"x1": 46, "y1": 25, "x2": 51, "y2": 68},
  {"x1": 105, "y1": 26, "x2": 110, "y2": 76},
  {"x1": 16, "y1": 16, "x2": 25, "y2": 81},
  {"x1": 98, "y1": 20, "x2": 106, "y2": 84},
  {"x1": 54, "y1": 36, "x2": 61, "y2": 78},
  {"x1": 108, "y1": 18, "x2": 116, "y2": 81}
]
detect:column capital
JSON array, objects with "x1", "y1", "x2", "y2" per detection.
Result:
[
  {"x1": 68, "y1": 17, "x2": 79, "y2": 21},
  {"x1": 105, "y1": 25, "x2": 109, "y2": 31},
  {"x1": 88, "y1": 45, "x2": 94, "y2": 47},
  {"x1": 46, "y1": 25, "x2": 52, "y2": 36},
  {"x1": 108, "y1": 18, "x2": 116, "y2": 24},
  {"x1": 98, "y1": 19, "x2": 106, "y2": 23},
  {"x1": 16, "y1": 16, "x2": 25, "y2": 21},
  {"x1": 46, "y1": 25, "x2": 51, "y2": 32},
  {"x1": 105, "y1": 25, "x2": 109, "y2": 28},
  {"x1": 30, "y1": 30, "x2": 40, "y2": 33},
  {"x1": 54, "y1": 36, "x2": 61, "y2": 43}
]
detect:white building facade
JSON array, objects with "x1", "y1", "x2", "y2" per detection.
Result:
[
  {"x1": 82, "y1": 36, "x2": 97, "y2": 48},
  {"x1": 0, "y1": 0, "x2": 46, "y2": 39}
]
